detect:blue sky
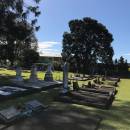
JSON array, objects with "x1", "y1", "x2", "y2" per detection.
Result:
[{"x1": 36, "y1": 0, "x2": 130, "y2": 62}]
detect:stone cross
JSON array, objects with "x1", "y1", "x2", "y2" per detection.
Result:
[{"x1": 29, "y1": 65, "x2": 38, "y2": 82}]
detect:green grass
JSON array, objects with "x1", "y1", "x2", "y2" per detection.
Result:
[
  {"x1": 0, "y1": 68, "x2": 130, "y2": 130},
  {"x1": 71, "y1": 79, "x2": 130, "y2": 130},
  {"x1": 0, "y1": 68, "x2": 64, "y2": 84}
]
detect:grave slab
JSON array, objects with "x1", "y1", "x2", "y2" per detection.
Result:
[
  {"x1": 3, "y1": 108, "x2": 101, "y2": 130},
  {"x1": 0, "y1": 107, "x2": 21, "y2": 123},
  {"x1": 0, "y1": 86, "x2": 27, "y2": 97},
  {"x1": 14, "y1": 80, "x2": 63, "y2": 90}
]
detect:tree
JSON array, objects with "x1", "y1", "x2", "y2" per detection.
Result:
[
  {"x1": 62, "y1": 17, "x2": 114, "y2": 74},
  {"x1": 22, "y1": 49, "x2": 39, "y2": 68},
  {"x1": 118, "y1": 56, "x2": 128, "y2": 75},
  {"x1": 0, "y1": 0, "x2": 41, "y2": 65}
]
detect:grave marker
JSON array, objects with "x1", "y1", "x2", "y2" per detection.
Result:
[
  {"x1": 13, "y1": 67, "x2": 23, "y2": 82},
  {"x1": 61, "y1": 62, "x2": 69, "y2": 93},
  {"x1": 29, "y1": 65, "x2": 38, "y2": 82},
  {"x1": 44, "y1": 64, "x2": 53, "y2": 81}
]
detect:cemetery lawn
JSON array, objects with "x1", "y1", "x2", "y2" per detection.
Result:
[
  {"x1": 0, "y1": 68, "x2": 130, "y2": 130},
  {"x1": 75, "y1": 79, "x2": 130, "y2": 130},
  {"x1": 0, "y1": 68, "x2": 63, "y2": 84}
]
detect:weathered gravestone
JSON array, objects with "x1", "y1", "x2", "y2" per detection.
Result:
[
  {"x1": 13, "y1": 67, "x2": 23, "y2": 82},
  {"x1": 44, "y1": 64, "x2": 53, "y2": 81},
  {"x1": 61, "y1": 62, "x2": 69, "y2": 94},
  {"x1": 29, "y1": 65, "x2": 38, "y2": 82}
]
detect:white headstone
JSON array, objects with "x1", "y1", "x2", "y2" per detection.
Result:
[
  {"x1": 29, "y1": 65, "x2": 38, "y2": 82},
  {"x1": 44, "y1": 64, "x2": 53, "y2": 81},
  {"x1": 62, "y1": 62, "x2": 69, "y2": 93}
]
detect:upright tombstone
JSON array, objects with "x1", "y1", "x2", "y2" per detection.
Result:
[
  {"x1": 44, "y1": 64, "x2": 53, "y2": 81},
  {"x1": 61, "y1": 62, "x2": 69, "y2": 93},
  {"x1": 14, "y1": 66, "x2": 23, "y2": 82},
  {"x1": 29, "y1": 65, "x2": 38, "y2": 82}
]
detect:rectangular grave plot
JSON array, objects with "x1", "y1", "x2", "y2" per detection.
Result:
[
  {"x1": 70, "y1": 92, "x2": 113, "y2": 108},
  {"x1": 2, "y1": 86, "x2": 27, "y2": 92},
  {"x1": 69, "y1": 92, "x2": 109, "y2": 104},
  {"x1": 106, "y1": 77, "x2": 120, "y2": 82},
  {"x1": 78, "y1": 89, "x2": 109, "y2": 96},
  {"x1": 0, "y1": 107, "x2": 21, "y2": 123},
  {"x1": 82, "y1": 86, "x2": 116, "y2": 96},
  {"x1": 25, "y1": 100, "x2": 47, "y2": 111},
  {"x1": 77, "y1": 90, "x2": 112, "y2": 100},
  {"x1": 0, "y1": 90, "x2": 12, "y2": 96},
  {"x1": 98, "y1": 86, "x2": 116, "y2": 95},
  {"x1": 58, "y1": 95, "x2": 109, "y2": 109},
  {"x1": 0, "y1": 86, "x2": 28, "y2": 99},
  {"x1": 71, "y1": 91, "x2": 114, "y2": 106},
  {"x1": 80, "y1": 88, "x2": 111, "y2": 95}
]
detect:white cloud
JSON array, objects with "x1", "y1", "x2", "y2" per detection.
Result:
[
  {"x1": 123, "y1": 53, "x2": 130, "y2": 56},
  {"x1": 39, "y1": 49, "x2": 61, "y2": 57},
  {"x1": 38, "y1": 41, "x2": 62, "y2": 57},
  {"x1": 38, "y1": 41, "x2": 60, "y2": 49}
]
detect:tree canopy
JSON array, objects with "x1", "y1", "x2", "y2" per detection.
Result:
[
  {"x1": 22, "y1": 49, "x2": 39, "y2": 68},
  {"x1": 0, "y1": 0, "x2": 41, "y2": 65},
  {"x1": 62, "y1": 17, "x2": 114, "y2": 74}
]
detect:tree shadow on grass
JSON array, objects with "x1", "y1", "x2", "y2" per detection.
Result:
[
  {"x1": 59, "y1": 98, "x2": 130, "y2": 130},
  {"x1": 0, "y1": 74, "x2": 29, "y2": 85},
  {"x1": 92, "y1": 99, "x2": 130, "y2": 130},
  {"x1": 2, "y1": 107, "x2": 101, "y2": 130},
  {"x1": 0, "y1": 75, "x2": 15, "y2": 85}
]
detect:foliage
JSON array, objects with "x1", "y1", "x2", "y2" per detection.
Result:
[
  {"x1": 22, "y1": 49, "x2": 39, "y2": 68},
  {"x1": 94, "y1": 56, "x2": 129, "y2": 76},
  {"x1": 114, "y1": 56, "x2": 129, "y2": 75},
  {"x1": 0, "y1": 0, "x2": 41, "y2": 65},
  {"x1": 62, "y1": 17, "x2": 114, "y2": 74}
]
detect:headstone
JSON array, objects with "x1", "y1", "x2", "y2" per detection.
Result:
[
  {"x1": 29, "y1": 65, "x2": 38, "y2": 82},
  {"x1": 13, "y1": 67, "x2": 23, "y2": 82},
  {"x1": 73, "y1": 81, "x2": 79, "y2": 91},
  {"x1": 61, "y1": 62, "x2": 69, "y2": 93},
  {"x1": 44, "y1": 64, "x2": 53, "y2": 81}
]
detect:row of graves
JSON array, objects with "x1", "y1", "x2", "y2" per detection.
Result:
[
  {"x1": 57, "y1": 63, "x2": 120, "y2": 109},
  {"x1": 0, "y1": 100, "x2": 48, "y2": 124},
  {"x1": 0, "y1": 99, "x2": 101, "y2": 130},
  {"x1": 0, "y1": 62, "x2": 117, "y2": 129},
  {"x1": 0, "y1": 63, "x2": 102, "y2": 130},
  {"x1": 0, "y1": 64, "x2": 62, "y2": 101},
  {"x1": 0, "y1": 64, "x2": 64, "y2": 125},
  {"x1": 69, "y1": 74, "x2": 96, "y2": 81}
]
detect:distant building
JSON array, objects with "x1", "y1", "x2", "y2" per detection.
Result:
[
  {"x1": 39, "y1": 53, "x2": 62, "y2": 64},
  {"x1": 37, "y1": 53, "x2": 62, "y2": 71}
]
